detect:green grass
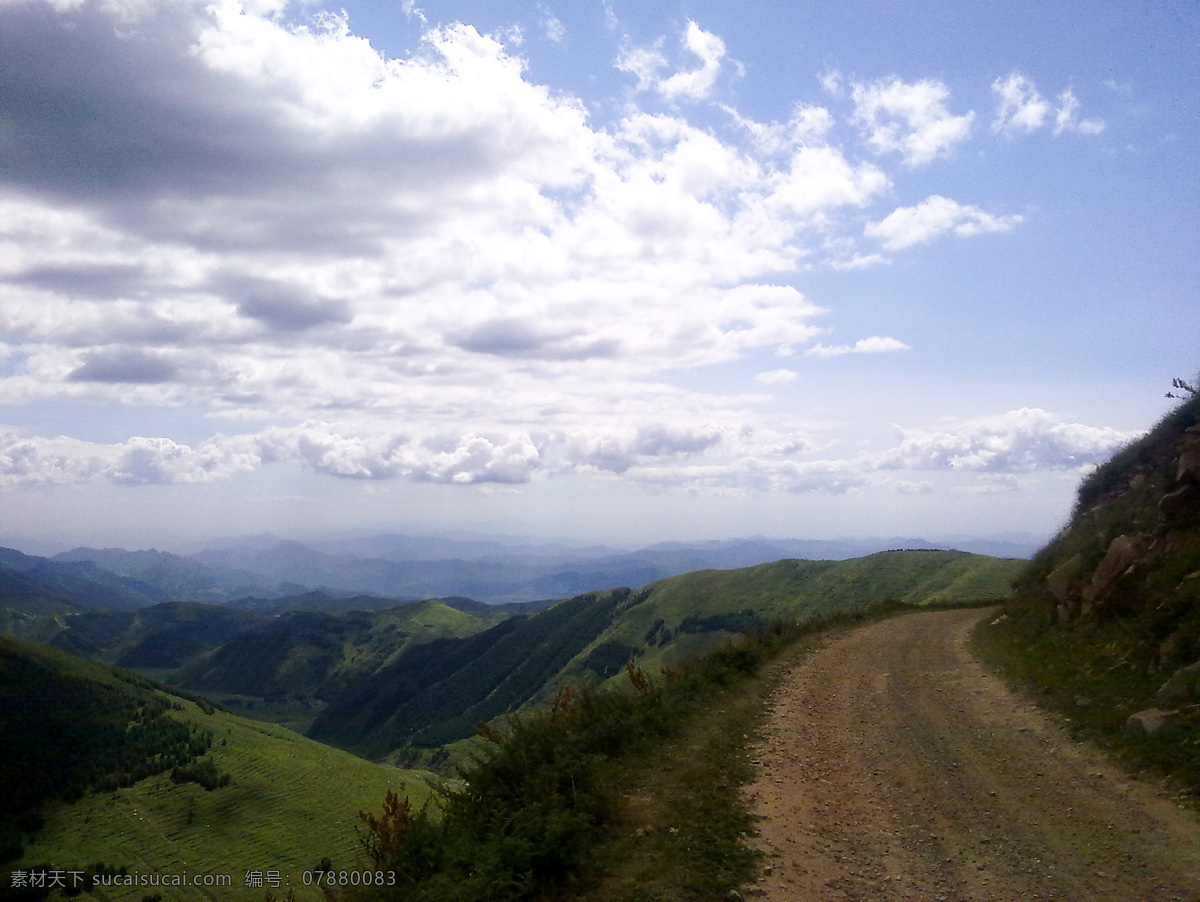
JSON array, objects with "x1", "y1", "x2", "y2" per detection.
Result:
[
  {"x1": 566, "y1": 550, "x2": 1022, "y2": 682},
  {"x1": 972, "y1": 603, "x2": 1200, "y2": 794},
  {"x1": 572, "y1": 660, "x2": 768, "y2": 902},
  {"x1": 347, "y1": 599, "x2": 973, "y2": 902},
  {"x1": 11, "y1": 673, "x2": 434, "y2": 902}
]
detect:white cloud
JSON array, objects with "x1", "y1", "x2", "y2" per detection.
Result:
[
  {"x1": 618, "y1": 20, "x2": 727, "y2": 102},
  {"x1": 991, "y1": 72, "x2": 1104, "y2": 137},
  {"x1": 755, "y1": 369, "x2": 798, "y2": 385},
  {"x1": 990, "y1": 72, "x2": 1049, "y2": 135},
  {"x1": 615, "y1": 42, "x2": 667, "y2": 91},
  {"x1": 0, "y1": 2, "x2": 1051, "y2": 508},
  {"x1": 658, "y1": 21, "x2": 726, "y2": 101},
  {"x1": 541, "y1": 12, "x2": 565, "y2": 43},
  {"x1": 875, "y1": 408, "x2": 1137, "y2": 473},
  {"x1": 1053, "y1": 88, "x2": 1105, "y2": 135},
  {"x1": 865, "y1": 195, "x2": 1023, "y2": 251},
  {"x1": 850, "y1": 77, "x2": 974, "y2": 166},
  {"x1": 0, "y1": 430, "x2": 261, "y2": 487},
  {"x1": 806, "y1": 336, "x2": 910, "y2": 358}
]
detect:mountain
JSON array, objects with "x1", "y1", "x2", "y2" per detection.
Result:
[
  {"x1": 562, "y1": 548, "x2": 1024, "y2": 681},
  {"x1": 309, "y1": 588, "x2": 636, "y2": 753},
  {"x1": 52, "y1": 546, "x2": 286, "y2": 602},
  {"x1": 0, "y1": 634, "x2": 430, "y2": 891},
  {"x1": 0, "y1": 567, "x2": 87, "y2": 644},
  {"x1": 47, "y1": 602, "x2": 263, "y2": 671},
  {"x1": 311, "y1": 549, "x2": 1022, "y2": 755},
  {"x1": 178, "y1": 599, "x2": 510, "y2": 703},
  {"x1": 0, "y1": 546, "x2": 170, "y2": 611},
  {"x1": 189, "y1": 533, "x2": 1037, "y2": 604}
]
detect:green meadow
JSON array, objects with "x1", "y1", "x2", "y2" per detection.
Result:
[{"x1": 16, "y1": 696, "x2": 434, "y2": 902}]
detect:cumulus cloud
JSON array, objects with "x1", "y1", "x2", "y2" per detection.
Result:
[
  {"x1": 755, "y1": 369, "x2": 797, "y2": 385},
  {"x1": 806, "y1": 336, "x2": 910, "y2": 358},
  {"x1": 0, "y1": 405, "x2": 1140, "y2": 503},
  {"x1": 875, "y1": 408, "x2": 1137, "y2": 473},
  {"x1": 559, "y1": 424, "x2": 724, "y2": 475},
  {"x1": 850, "y1": 77, "x2": 974, "y2": 166},
  {"x1": 0, "y1": 1, "x2": 1061, "y2": 506},
  {"x1": 991, "y1": 72, "x2": 1104, "y2": 137},
  {"x1": 0, "y1": 430, "x2": 260, "y2": 487},
  {"x1": 618, "y1": 20, "x2": 727, "y2": 101},
  {"x1": 991, "y1": 72, "x2": 1050, "y2": 135},
  {"x1": 865, "y1": 195, "x2": 1023, "y2": 251}
]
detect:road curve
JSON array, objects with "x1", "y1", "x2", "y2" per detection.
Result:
[{"x1": 743, "y1": 608, "x2": 1200, "y2": 902}]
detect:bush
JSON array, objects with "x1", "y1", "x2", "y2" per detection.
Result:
[
  {"x1": 352, "y1": 627, "x2": 782, "y2": 902},
  {"x1": 169, "y1": 758, "x2": 231, "y2": 791}
]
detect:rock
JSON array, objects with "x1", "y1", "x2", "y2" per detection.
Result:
[
  {"x1": 1160, "y1": 484, "x2": 1200, "y2": 531},
  {"x1": 1046, "y1": 554, "x2": 1084, "y2": 602},
  {"x1": 1082, "y1": 534, "x2": 1152, "y2": 606},
  {"x1": 1178, "y1": 449, "x2": 1200, "y2": 485},
  {"x1": 1156, "y1": 661, "x2": 1200, "y2": 703},
  {"x1": 1125, "y1": 708, "x2": 1179, "y2": 735},
  {"x1": 1056, "y1": 599, "x2": 1082, "y2": 623}
]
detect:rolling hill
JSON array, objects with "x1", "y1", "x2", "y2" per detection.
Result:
[
  {"x1": 310, "y1": 549, "x2": 1022, "y2": 755},
  {"x1": 0, "y1": 635, "x2": 430, "y2": 902},
  {"x1": 179, "y1": 599, "x2": 504, "y2": 704}
]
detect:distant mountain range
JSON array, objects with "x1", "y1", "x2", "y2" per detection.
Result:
[{"x1": 0, "y1": 531, "x2": 1038, "y2": 609}]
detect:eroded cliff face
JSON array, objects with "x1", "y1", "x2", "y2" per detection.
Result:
[{"x1": 1017, "y1": 393, "x2": 1200, "y2": 715}]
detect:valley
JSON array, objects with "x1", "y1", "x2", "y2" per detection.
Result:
[{"x1": 2, "y1": 389, "x2": 1197, "y2": 901}]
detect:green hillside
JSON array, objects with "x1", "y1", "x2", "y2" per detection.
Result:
[
  {"x1": 180, "y1": 600, "x2": 504, "y2": 702},
  {"x1": 310, "y1": 589, "x2": 634, "y2": 754},
  {"x1": 0, "y1": 571, "x2": 84, "y2": 644},
  {"x1": 52, "y1": 603, "x2": 261, "y2": 671},
  {"x1": 563, "y1": 548, "x2": 1022, "y2": 681},
  {"x1": 312, "y1": 551, "x2": 1020, "y2": 755},
  {"x1": 1, "y1": 636, "x2": 431, "y2": 902}
]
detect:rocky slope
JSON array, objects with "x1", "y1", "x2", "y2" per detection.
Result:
[{"x1": 1009, "y1": 388, "x2": 1200, "y2": 733}]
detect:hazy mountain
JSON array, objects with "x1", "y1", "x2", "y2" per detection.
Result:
[
  {"x1": 186, "y1": 533, "x2": 1036, "y2": 605},
  {"x1": 0, "y1": 546, "x2": 170, "y2": 611},
  {"x1": 52, "y1": 546, "x2": 285, "y2": 602}
]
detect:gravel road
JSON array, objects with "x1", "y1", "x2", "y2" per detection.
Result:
[{"x1": 743, "y1": 607, "x2": 1200, "y2": 902}]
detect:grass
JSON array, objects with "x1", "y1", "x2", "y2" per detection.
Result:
[
  {"x1": 567, "y1": 550, "x2": 1022, "y2": 683},
  {"x1": 15, "y1": 696, "x2": 434, "y2": 902},
  {"x1": 348, "y1": 597, "x2": 993, "y2": 902},
  {"x1": 972, "y1": 603, "x2": 1200, "y2": 796},
  {"x1": 571, "y1": 657, "x2": 770, "y2": 901}
]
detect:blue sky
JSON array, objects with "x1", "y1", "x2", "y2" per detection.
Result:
[{"x1": 0, "y1": 0, "x2": 1195, "y2": 551}]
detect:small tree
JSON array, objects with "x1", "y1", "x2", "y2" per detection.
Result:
[
  {"x1": 356, "y1": 789, "x2": 412, "y2": 868},
  {"x1": 1166, "y1": 377, "x2": 1197, "y2": 399}
]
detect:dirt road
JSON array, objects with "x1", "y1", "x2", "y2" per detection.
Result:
[{"x1": 744, "y1": 608, "x2": 1200, "y2": 902}]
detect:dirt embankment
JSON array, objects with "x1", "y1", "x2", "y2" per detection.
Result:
[{"x1": 744, "y1": 608, "x2": 1200, "y2": 902}]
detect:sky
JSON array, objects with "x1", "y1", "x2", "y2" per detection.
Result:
[{"x1": 0, "y1": 0, "x2": 1196, "y2": 552}]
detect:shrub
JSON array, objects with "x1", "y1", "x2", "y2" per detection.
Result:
[{"x1": 169, "y1": 758, "x2": 231, "y2": 791}]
